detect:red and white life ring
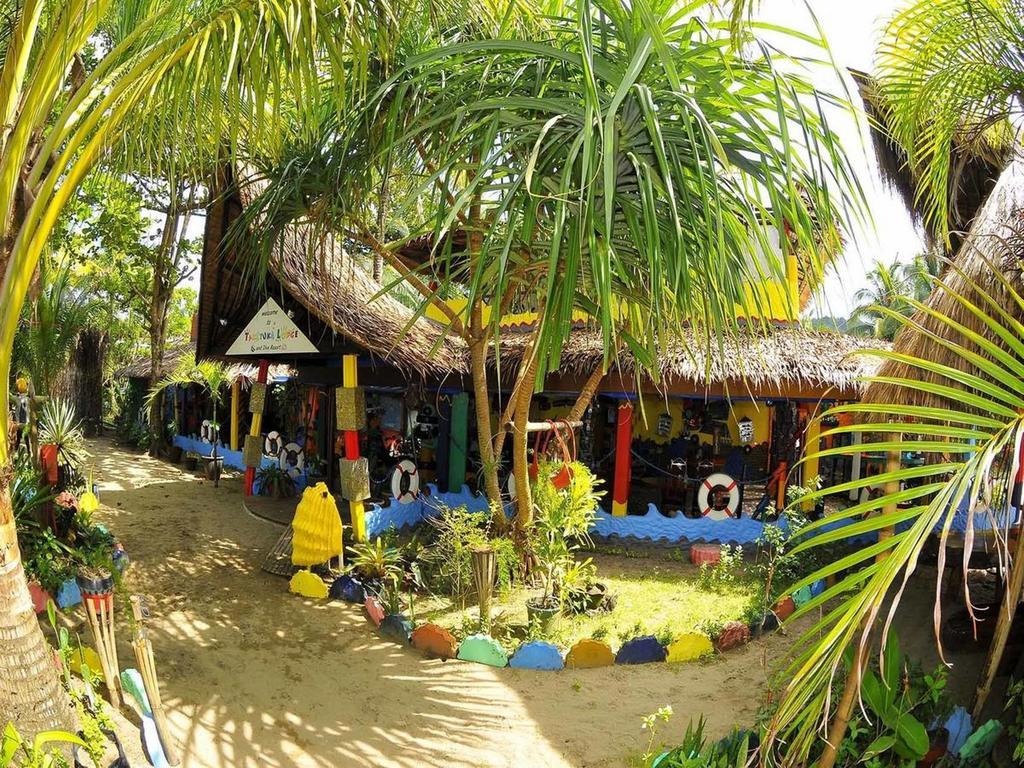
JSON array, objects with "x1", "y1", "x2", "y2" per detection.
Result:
[
  {"x1": 698, "y1": 473, "x2": 740, "y2": 521},
  {"x1": 390, "y1": 459, "x2": 420, "y2": 504}
]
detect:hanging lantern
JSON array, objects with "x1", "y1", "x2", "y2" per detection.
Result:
[
  {"x1": 656, "y1": 412, "x2": 673, "y2": 437},
  {"x1": 738, "y1": 416, "x2": 755, "y2": 444}
]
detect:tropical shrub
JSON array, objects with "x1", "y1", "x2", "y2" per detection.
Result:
[
  {"x1": 38, "y1": 398, "x2": 86, "y2": 471},
  {"x1": 256, "y1": 464, "x2": 296, "y2": 499},
  {"x1": 347, "y1": 537, "x2": 404, "y2": 586}
]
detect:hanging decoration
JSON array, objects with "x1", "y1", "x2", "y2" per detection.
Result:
[
  {"x1": 279, "y1": 442, "x2": 305, "y2": 478},
  {"x1": 656, "y1": 412, "x2": 673, "y2": 437},
  {"x1": 737, "y1": 416, "x2": 755, "y2": 444},
  {"x1": 390, "y1": 459, "x2": 420, "y2": 503},
  {"x1": 263, "y1": 431, "x2": 283, "y2": 458}
]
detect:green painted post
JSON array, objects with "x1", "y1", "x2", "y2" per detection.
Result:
[{"x1": 448, "y1": 392, "x2": 469, "y2": 493}]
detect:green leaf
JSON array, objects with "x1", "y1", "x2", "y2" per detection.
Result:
[{"x1": 862, "y1": 735, "x2": 896, "y2": 761}]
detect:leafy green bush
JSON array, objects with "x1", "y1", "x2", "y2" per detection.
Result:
[
  {"x1": 255, "y1": 464, "x2": 296, "y2": 498},
  {"x1": 697, "y1": 544, "x2": 746, "y2": 591}
]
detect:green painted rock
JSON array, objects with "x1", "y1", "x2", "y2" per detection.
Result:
[
  {"x1": 411, "y1": 623, "x2": 458, "y2": 659},
  {"x1": 666, "y1": 633, "x2": 713, "y2": 663},
  {"x1": 456, "y1": 634, "x2": 508, "y2": 667},
  {"x1": 565, "y1": 638, "x2": 615, "y2": 669},
  {"x1": 791, "y1": 585, "x2": 813, "y2": 609}
]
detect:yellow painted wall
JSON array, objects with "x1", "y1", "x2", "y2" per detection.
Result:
[{"x1": 630, "y1": 397, "x2": 771, "y2": 446}]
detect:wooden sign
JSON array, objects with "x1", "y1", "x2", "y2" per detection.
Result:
[{"x1": 226, "y1": 298, "x2": 317, "y2": 356}]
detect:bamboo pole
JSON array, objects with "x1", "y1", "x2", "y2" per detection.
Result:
[
  {"x1": 84, "y1": 594, "x2": 120, "y2": 709},
  {"x1": 130, "y1": 596, "x2": 179, "y2": 765}
]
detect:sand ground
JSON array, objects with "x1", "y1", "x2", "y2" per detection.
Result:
[{"x1": 76, "y1": 437, "x2": 983, "y2": 768}]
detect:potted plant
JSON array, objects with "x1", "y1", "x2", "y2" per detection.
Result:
[
  {"x1": 527, "y1": 459, "x2": 603, "y2": 633},
  {"x1": 347, "y1": 538, "x2": 404, "y2": 597},
  {"x1": 256, "y1": 464, "x2": 296, "y2": 499},
  {"x1": 39, "y1": 398, "x2": 86, "y2": 488}
]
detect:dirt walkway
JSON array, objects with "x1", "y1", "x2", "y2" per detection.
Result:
[{"x1": 83, "y1": 438, "x2": 980, "y2": 767}]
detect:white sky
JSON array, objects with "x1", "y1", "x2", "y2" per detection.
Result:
[
  {"x1": 182, "y1": 1, "x2": 923, "y2": 319},
  {"x1": 757, "y1": 0, "x2": 926, "y2": 319}
]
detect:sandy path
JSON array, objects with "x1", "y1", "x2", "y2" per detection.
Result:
[{"x1": 83, "y1": 438, "x2": 980, "y2": 768}]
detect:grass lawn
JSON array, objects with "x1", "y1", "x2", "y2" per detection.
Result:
[{"x1": 413, "y1": 550, "x2": 759, "y2": 650}]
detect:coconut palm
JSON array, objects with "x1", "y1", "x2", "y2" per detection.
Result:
[
  {"x1": 876, "y1": 0, "x2": 1024, "y2": 244},
  {"x1": 0, "y1": 0, "x2": 397, "y2": 737},
  {"x1": 763, "y1": 260, "x2": 1024, "y2": 764},
  {"x1": 236, "y1": 0, "x2": 865, "y2": 528}
]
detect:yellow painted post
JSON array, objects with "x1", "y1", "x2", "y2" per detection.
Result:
[
  {"x1": 342, "y1": 354, "x2": 367, "y2": 542},
  {"x1": 802, "y1": 414, "x2": 821, "y2": 511},
  {"x1": 229, "y1": 380, "x2": 241, "y2": 451}
]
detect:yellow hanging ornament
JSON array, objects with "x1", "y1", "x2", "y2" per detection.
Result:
[{"x1": 291, "y1": 483, "x2": 343, "y2": 566}]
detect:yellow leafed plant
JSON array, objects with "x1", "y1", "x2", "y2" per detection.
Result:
[{"x1": 291, "y1": 483, "x2": 343, "y2": 566}]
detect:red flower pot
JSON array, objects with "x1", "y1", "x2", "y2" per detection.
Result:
[{"x1": 39, "y1": 444, "x2": 58, "y2": 485}]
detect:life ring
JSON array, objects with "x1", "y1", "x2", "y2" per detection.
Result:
[
  {"x1": 264, "y1": 431, "x2": 282, "y2": 457},
  {"x1": 698, "y1": 473, "x2": 740, "y2": 521},
  {"x1": 390, "y1": 459, "x2": 419, "y2": 504},
  {"x1": 506, "y1": 473, "x2": 517, "y2": 501},
  {"x1": 200, "y1": 419, "x2": 211, "y2": 443},
  {"x1": 279, "y1": 442, "x2": 305, "y2": 477}
]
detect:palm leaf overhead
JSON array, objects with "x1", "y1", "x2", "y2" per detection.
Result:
[
  {"x1": 764, "y1": 262, "x2": 1024, "y2": 763},
  {"x1": 875, "y1": 0, "x2": 1024, "y2": 246}
]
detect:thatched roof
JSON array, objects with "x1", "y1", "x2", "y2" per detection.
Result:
[
  {"x1": 863, "y1": 156, "x2": 1024, "y2": 410},
  {"x1": 114, "y1": 343, "x2": 293, "y2": 383},
  {"x1": 851, "y1": 69, "x2": 1010, "y2": 250},
  {"x1": 497, "y1": 323, "x2": 886, "y2": 396}
]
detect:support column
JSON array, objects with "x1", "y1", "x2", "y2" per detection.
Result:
[
  {"x1": 343, "y1": 354, "x2": 366, "y2": 542},
  {"x1": 447, "y1": 392, "x2": 469, "y2": 493},
  {"x1": 229, "y1": 380, "x2": 241, "y2": 451},
  {"x1": 244, "y1": 359, "x2": 269, "y2": 497},
  {"x1": 849, "y1": 431, "x2": 862, "y2": 501},
  {"x1": 802, "y1": 412, "x2": 821, "y2": 511},
  {"x1": 612, "y1": 401, "x2": 633, "y2": 517}
]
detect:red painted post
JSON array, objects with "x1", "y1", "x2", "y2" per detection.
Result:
[
  {"x1": 612, "y1": 401, "x2": 633, "y2": 516},
  {"x1": 244, "y1": 359, "x2": 270, "y2": 497}
]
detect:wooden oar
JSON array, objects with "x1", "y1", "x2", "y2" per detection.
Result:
[{"x1": 130, "y1": 595, "x2": 180, "y2": 766}]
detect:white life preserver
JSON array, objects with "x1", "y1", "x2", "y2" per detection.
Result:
[
  {"x1": 506, "y1": 473, "x2": 516, "y2": 501},
  {"x1": 264, "y1": 431, "x2": 282, "y2": 457},
  {"x1": 390, "y1": 459, "x2": 420, "y2": 504},
  {"x1": 279, "y1": 442, "x2": 305, "y2": 477},
  {"x1": 200, "y1": 420, "x2": 211, "y2": 443},
  {"x1": 698, "y1": 473, "x2": 740, "y2": 521}
]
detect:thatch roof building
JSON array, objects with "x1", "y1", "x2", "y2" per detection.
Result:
[
  {"x1": 863, "y1": 155, "x2": 1024, "y2": 410},
  {"x1": 114, "y1": 342, "x2": 293, "y2": 384}
]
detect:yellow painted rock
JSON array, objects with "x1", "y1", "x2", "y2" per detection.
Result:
[
  {"x1": 291, "y1": 484, "x2": 343, "y2": 566},
  {"x1": 565, "y1": 638, "x2": 615, "y2": 669},
  {"x1": 289, "y1": 569, "x2": 329, "y2": 599},
  {"x1": 666, "y1": 633, "x2": 713, "y2": 663},
  {"x1": 69, "y1": 646, "x2": 104, "y2": 682}
]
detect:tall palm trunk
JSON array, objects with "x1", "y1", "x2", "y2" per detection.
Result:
[
  {"x1": 511, "y1": 349, "x2": 539, "y2": 533},
  {"x1": 0, "y1": 486, "x2": 74, "y2": 733}
]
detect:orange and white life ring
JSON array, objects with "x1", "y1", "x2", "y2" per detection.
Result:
[
  {"x1": 698, "y1": 473, "x2": 740, "y2": 521},
  {"x1": 390, "y1": 459, "x2": 419, "y2": 504}
]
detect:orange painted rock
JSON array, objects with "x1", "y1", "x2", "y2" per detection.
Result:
[
  {"x1": 364, "y1": 595, "x2": 385, "y2": 627},
  {"x1": 411, "y1": 623, "x2": 458, "y2": 659},
  {"x1": 690, "y1": 543, "x2": 721, "y2": 566},
  {"x1": 565, "y1": 638, "x2": 615, "y2": 669},
  {"x1": 714, "y1": 621, "x2": 750, "y2": 652},
  {"x1": 773, "y1": 596, "x2": 796, "y2": 622}
]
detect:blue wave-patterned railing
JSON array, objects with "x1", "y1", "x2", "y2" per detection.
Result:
[{"x1": 172, "y1": 434, "x2": 311, "y2": 492}]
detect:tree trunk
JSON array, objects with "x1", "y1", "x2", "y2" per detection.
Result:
[
  {"x1": 373, "y1": 174, "x2": 388, "y2": 283},
  {"x1": 71, "y1": 329, "x2": 105, "y2": 436},
  {"x1": 512, "y1": 351, "x2": 540, "y2": 533},
  {"x1": 0, "y1": 484, "x2": 74, "y2": 735},
  {"x1": 567, "y1": 367, "x2": 604, "y2": 423},
  {"x1": 469, "y1": 305, "x2": 502, "y2": 519}
]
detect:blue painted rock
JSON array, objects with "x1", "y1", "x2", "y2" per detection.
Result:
[
  {"x1": 364, "y1": 595, "x2": 385, "y2": 627},
  {"x1": 55, "y1": 579, "x2": 82, "y2": 609},
  {"x1": 380, "y1": 614, "x2": 413, "y2": 644},
  {"x1": 714, "y1": 621, "x2": 750, "y2": 652},
  {"x1": 330, "y1": 574, "x2": 365, "y2": 603},
  {"x1": 791, "y1": 585, "x2": 813, "y2": 609},
  {"x1": 509, "y1": 641, "x2": 564, "y2": 671},
  {"x1": 666, "y1": 633, "x2": 713, "y2": 663},
  {"x1": 411, "y1": 623, "x2": 458, "y2": 659},
  {"x1": 565, "y1": 638, "x2": 615, "y2": 669},
  {"x1": 615, "y1": 635, "x2": 667, "y2": 665},
  {"x1": 772, "y1": 596, "x2": 796, "y2": 622},
  {"x1": 749, "y1": 611, "x2": 780, "y2": 638},
  {"x1": 809, "y1": 579, "x2": 827, "y2": 597},
  {"x1": 456, "y1": 634, "x2": 508, "y2": 667}
]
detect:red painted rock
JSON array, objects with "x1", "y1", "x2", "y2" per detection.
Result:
[
  {"x1": 714, "y1": 621, "x2": 750, "y2": 652},
  {"x1": 690, "y1": 543, "x2": 722, "y2": 567},
  {"x1": 411, "y1": 623, "x2": 458, "y2": 659},
  {"x1": 364, "y1": 595, "x2": 385, "y2": 627},
  {"x1": 28, "y1": 581, "x2": 50, "y2": 614},
  {"x1": 773, "y1": 596, "x2": 796, "y2": 622},
  {"x1": 565, "y1": 638, "x2": 615, "y2": 669}
]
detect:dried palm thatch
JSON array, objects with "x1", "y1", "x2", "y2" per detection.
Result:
[
  {"x1": 851, "y1": 69, "x2": 1011, "y2": 250},
  {"x1": 862, "y1": 156, "x2": 1024, "y2": 411},
  {"x1": 232, "y1": 172, "x2": 466, "y2": 377},
  {"x1": 496, "y1": 322, "x2": 885, "y2": 395}
]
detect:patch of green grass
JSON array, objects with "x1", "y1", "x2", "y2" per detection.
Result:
[{"x1": 416, "y1": 552, "x2": 757, "y2": 650}]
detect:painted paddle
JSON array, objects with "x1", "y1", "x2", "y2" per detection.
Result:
[{"x1": 121, "y1": 668, "x2": 170, "y2": 768}]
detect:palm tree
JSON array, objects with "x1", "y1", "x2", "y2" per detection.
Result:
[
  {"x1": 876, "y1": 0, "x2": 1024, "y2": 244},
  {"x1": 238, "y1": 0, "x2": 865, "y2": 530},
  {"x1": 847, "y1": 259, "x2": 917, "y2": 340},
  {"x1": 0, "y1": 0, "x2": 383, "y2": 737},
  {"x1": 763, "y1": 262, "x2": 1024, "y2": 764}
]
